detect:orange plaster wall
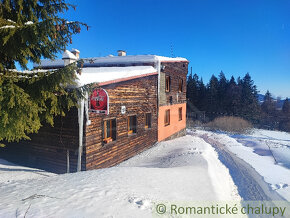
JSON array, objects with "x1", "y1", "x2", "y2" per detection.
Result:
[{"x1": 158, "y1": 103, "x2": 186, "y2": 141}]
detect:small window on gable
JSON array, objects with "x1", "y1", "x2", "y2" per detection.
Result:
[
  {"x1": 145, "y1": 113, "x2": 152, "y2": 129},
  {"x1": 178, "y1": 79, "x2": 183, "y2": 92},
  {"x1": 103, "y1": 119, "x2": 116, "y2": 144},
  {"x1": 128, "y1": 115, "x2": 137, "y2": 134},
  {"x1": 179, "y1": 107, "x2": 182, "y2": 121},
  {"x1": 166, "y1": 76, "x2": 171, "y2": 92},
  {"x1": 164, "y1": 109, "x2": 170, "y2": 126}
]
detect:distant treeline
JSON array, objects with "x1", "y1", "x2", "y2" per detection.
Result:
[{"x1": 186, "y1": 71, "x2": 290, "y2": 132}]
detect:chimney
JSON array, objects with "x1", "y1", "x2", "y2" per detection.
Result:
[
  {"x1": 71, "y1": 48, "x2": 80, "y2": 59},
  {"x1": 62, "y1": 50, "x2": 77, "y2": 66},
  {"x1": 117, "y1": 50, "x2": 126, "y2": 56}
]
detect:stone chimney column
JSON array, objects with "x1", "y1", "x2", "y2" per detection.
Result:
[
  {"x1": 62, "y1": 50, "x2": 77, "y2": 66},
  {"x1": 71, "y1": 48, "x2": 80, "y2": 59},
  {"x1": 117, "y1": 50, "x2": 126, "y2": 56}
]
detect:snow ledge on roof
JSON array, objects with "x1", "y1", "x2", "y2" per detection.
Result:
[
  {"x1": 82, "y1": 55, "x2": 188, "y2": 65},
  {"x1": 76, "y1": 66, "x2": 157, "y2": 87},
  {"x1": 34, "y1": 54, "x2": 188, "y2": 68}
]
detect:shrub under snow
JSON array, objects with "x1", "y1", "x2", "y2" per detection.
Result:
[{"x1": 204, "y1": 116, "x2": 253, "y2": 134}]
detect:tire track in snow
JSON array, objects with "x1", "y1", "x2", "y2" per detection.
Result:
[{"x1": 188, "y1": 131, "x2": 285, "y2": 201}]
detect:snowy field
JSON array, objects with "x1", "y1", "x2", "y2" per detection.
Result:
[
  {"x1": 192, "y1": 128, "x2": 290, "y2": 201},
  {"x1": 0, "y1": 159, "x2": 55, "y2": 184},
  {"x1": 0, "y1": 135, "x2": 240, "y2": 218}
]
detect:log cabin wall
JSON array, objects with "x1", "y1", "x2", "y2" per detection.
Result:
[
  {"x1": 0, "y1": 108, "x2": 86, "y2": 174},
  {"x1": 0, "y1": 60, "x2": 187, "y2": 173},
  {"x1": 157, "y1": 61, "x2": 188, "y2": 141},
  {"x1": 85, "y1": 74, "x2": 158, "y2": 170},
  {"x1": 161, "y1": 62, "x2": 188, "y2": 106}
]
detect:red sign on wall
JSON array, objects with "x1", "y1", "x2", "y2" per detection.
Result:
[{"x1": 89, "y1": 88, "x2": 109, "y2": 114}]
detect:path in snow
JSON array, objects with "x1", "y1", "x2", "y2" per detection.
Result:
[
  {"x1": 189, "y1": 130, "x2": 285, "y2": 201},
  {"x1": 0, "y1": 135, "x2": 240, "y2": 218},
  {"x1": 232, "y1": 130, "x2": 290, "y2": 169}
]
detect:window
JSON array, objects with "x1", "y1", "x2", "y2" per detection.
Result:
[
  {"x1": 145, "y1": 113, "x2": 152, "y2": 129},
  {"x1": 103, "y1": 119, "x2": 116, "y2": 144},
  {"x1": 165, "y1": 76, "x2": 171, "y2": 92},
  {"x1": 128, "y1": 115, "x2": 137, "y2": 134},
  {"x1": 164, "y1": 109, "x2": 170, "y2": 126},
  {"x1": 178, "y1": 79, "x2": 183, "y2": 92},
  {"x1": 179, "y1": 107, "x2": 182, "y2": 121}
]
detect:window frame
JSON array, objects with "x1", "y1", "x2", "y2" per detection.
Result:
[
  {"x1": 145, "y1": 113, "x2": 152, "y2": 129},
  {"x1": 178, "y1": 107, "x2": 182, "y2": 121},
  {"x1": 164, "y1": 109, "x2": 170, "y2": 126},
  {"x1": 103, "y1": 118, "x2": 116, "y2": 144},
  {"x1": 165, "y1": 76, "x2": 171, "y2": 92},
  {"x1": 128, "y1": 115, "x2": 137, "y2": 135}
]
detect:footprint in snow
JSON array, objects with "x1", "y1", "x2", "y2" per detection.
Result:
[
  {"x1": 128, "y1": 197, "x2": 151, "y2": 210},
  {"x1": 271, "y1": 183, "x2": 288, "y2": 190}
]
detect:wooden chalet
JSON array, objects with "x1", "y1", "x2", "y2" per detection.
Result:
[{"x1": 1, "y1": 49, "x2": 188, "y2": 173}]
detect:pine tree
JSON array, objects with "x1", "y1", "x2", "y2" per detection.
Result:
[
  {"x1": 261, "y1": 90, "x2": 277, "y2": 129},
  {"x1": 0, "y1": 0, "x2": 92, "y2": 143},
  {"x1": 280, "y1": 98, "x2": 290, "y2": 132},
  {"x1": 207, "y1": 75, "x2": 219, "y2": 118},
  {"x1": 186, "y1": 73, "x2": 199, "y2": 112},
  {"x1": 186, "y1": 72, "x2": 193, "y2": 106},
  {"x1": 217, "y1": 71, "x2": 228, "y2": 114},
  {"x1": 240, "y1": 73, "x2": 261, "y2": 123},
  {"x1": 197, "y1": 77, "x2": 207, "y2": 111},
  {"x1": 225, "y1": 76, "x2": 240, "y2": 115},
  {"x1": 261, "y1": 91, "x2": 276, "y2": 114},
  {"x1": 282, "y1": 98, "x2": 290, "y2": 115}
]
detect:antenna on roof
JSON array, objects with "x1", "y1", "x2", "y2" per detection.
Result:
[{"x1": 170, "y1": 42, "x2": 175, "y2": 58}]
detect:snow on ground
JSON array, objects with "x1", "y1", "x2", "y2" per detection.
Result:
[
  {"x1": 0, "y1": 159, "x2": 55, "y2": 184},
  {"x1": 193, "y1": 128, "x2": 290, "y2": 201},
  {"x1": 240, "y1": 129, "x2": 290, "y2": 169},
  {"x1": 0, "y1": 135, "x2": 240, "y2": 218}
]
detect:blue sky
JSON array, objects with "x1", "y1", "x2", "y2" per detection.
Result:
[{"x1": 62, "y1": 0, "x2": 290, "y2": 98}]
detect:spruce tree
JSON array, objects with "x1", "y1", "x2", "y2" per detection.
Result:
[
  {"x1": 261, "y1": 90, "x2": 277, "y2": 129},
  {"x1": 192, "y1": 74, "x2": 200, "y2": 107},
  {"x1": 217, "y1": 71, "x2": 228, "y2": 114},
  {"x1": 280, "y1": 98, "x2": 290, "y2": 132},
  {"x1": 282, "y1": 98, "x2": 290, "y2": 115},
  {"x1": 186, "y1": 73, "x2": 200, "y2": 112},
  {"x1": 225, "y1": 76, "x2": 240, "y2": 115},
  {"x1": 240, "y1": 73, "x2": 260, "y2": 123},
  {"x1": 261, "y1": 91, "x2": 276, "y2": 114},
  {"x1": 197, "y1": 77, "x2": 207, "y2": 111},
  {"x1": 0, "y1": 0, "x2": 91, "y2": 143},
  {"x1": 207, "y1": 75, "x2": 219, "y2": 118},
  {"x1": 186, "y1": 72, "x2": 194, "y2": 107}
]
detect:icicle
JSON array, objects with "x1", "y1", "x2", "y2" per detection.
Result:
[
  {"x1": 84, "y1": 92, "x2": 91, "y2": 125},
  {"x1": 77, "y1": 98, "x2": 85, "y2": 172}
]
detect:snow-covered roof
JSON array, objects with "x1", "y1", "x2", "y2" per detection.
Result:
[
  {"x1": 35, "y1": 59, "x2": 63, "y2": 68},
  {"x1": 76, "y1": 66, "x2": 157, "y2": 87},
  {"x1": 7, "y1": 66, "x2": 156, "y2": 87},
  {"x1": 34, "y1": 54, "x2": 188, "y2": 68},
  {"x1": 82, "y1": 55, "x2": 188, "y2": 65}
]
